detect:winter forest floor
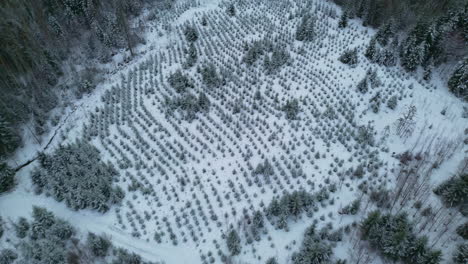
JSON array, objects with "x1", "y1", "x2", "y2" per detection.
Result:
[{"x1": 1, "y1": 0, "x2": 467, "y2": 264}]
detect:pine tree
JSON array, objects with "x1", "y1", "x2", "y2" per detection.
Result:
[
  {"x1": 387, "y1": 95, "x2": 398, "y2": 110},
  {"x1": 296, "y1": 14, "x2": 315, "y2": 42},
  {"x1": 400, "y1": 35, "x2": 423, "y2": 72},
  {"x1": 227, "y1": 4, "x2": 236, "y2": 17},
  {"x1": 0, "y1": 249, "x2": 18, "y2": 264},
  {"x1": 456, "y1": 222, "x2": 468, "y2": 239},
  {"x1": 356, "y1": 76, "x2": 368, "y2": 94},
  {"x1": 0, "y1": 117, "x2": 21, "y2": 158},
  {"x1": 338, "y1": 11, "x2": 348, "y2": 28},
  {"x1": 338, "y1": 49, "x2": 358, "y2": 66},
  {"x1": 184, "y1": 43, "x2": 198, "y2": 68},
  {"x1": 266, "y1": 257, "x2": 278, "y2": 264},
  {"x1": 453, "y1": 243, "x2": 468, "y2": 264},
  {"x1": 448, "y1": 58, "x2": 468, "y2": 101},
  {"x1": 226, "y1": 229, "x2": 241, "y2": 255},
  {"x1": 0, "y1": 163, "x2": 15, "y2": 193},
  {"x1": 14, "y1": 217, "x2": 29, "y2": 238},
  {"x1": 183, "y1": 24, "x2": 198, "y2": 42},
  {"x1": 364, "y1": 38, "x2": 377, "y2": 62},
  {"x1": 87, "y1": 232, "x2": 111, "y2": 257}
]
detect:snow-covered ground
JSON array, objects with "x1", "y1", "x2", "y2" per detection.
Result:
[{"x1": 1, "y1": 0, "x2": 466, "y2": 263}]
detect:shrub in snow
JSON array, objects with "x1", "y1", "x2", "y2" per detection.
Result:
[{"x1": 32, "y1": 141, "x2": 124, "y2": 212}]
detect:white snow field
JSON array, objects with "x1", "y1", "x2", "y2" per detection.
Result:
[{"x1": 1, "y1": 0, "x2": 466, "y2": 263}]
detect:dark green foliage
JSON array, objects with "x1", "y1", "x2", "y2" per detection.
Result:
[
  {"x1": 0, "y1": 117, "x2": 21, "y2": 158},
  {"x1": 456, "y1": 222, "x2": 468, "y2": 239},
  {"x1": 282, "y1": 99, "x2": 300, "y2": 120},
  {"x1": 0, "y1": 249, "x2": 18, "y2": 264},
  {"x1": 0, "y1": 163, "x2": 15, "y2": 193},
  {"x1": 112, "y1": 248, "x2": 142, "y2": 264},
  {"x1": 14, "y1": 217, "x2": 30, "y2": 239},
  {"x1": 338, "y1": 49, "x2": 358, "y2": 66},
  {"x1": 199, "y1": 63, "x2": 222, "y2": 88},
  {"x1": 87, "y1": 232, "x2": 111, "y2": 257},
  {"x1": 453, "y1": 243, "x2": 468, "y2": 264},
  {"x1": 32, "y1": 141, "x2": 124, "y2": 212},
  {"x1": 226, "y1": 229, "x2": 241, "y2": 256},
  {"x1": 361, "y1": 210, "x2": 442, "y2": 263},
  {"x1": 448, "y1": 58, "x2": 468, "y2": 101},
  {"x1": 433, "y1": 173, "x2": 468, "y2": 210},
  {"x1": 291, "y1": 225, "x2": 333, "y2": 264},
  {"x1": 168, "y1": 70, "x2": 194, "y2": 93},
  {"x1": 183, "y1": 24, "x2": 198, "y2": 42},
  {"x1": 338, "y1": 11, "x2": 348, "y2": 28},
  {"x1": 296, "y1": 14, "x2": 315, "y2": 42}
]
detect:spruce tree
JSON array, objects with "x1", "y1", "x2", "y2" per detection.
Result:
[
  {"x1": 365, "y1": 38, "x2": 377, "y2": 62},
  {"x1": 226, "y1": 229, "x2": 241, "y2": 255},
  {"x1": 338, "y1": 11, "x2": 348, "y2": 28},
  {"x1": 448, "y1": 58, "x2": 468, "y2": 101},
  {"x1": 0, "y1": 163, "x2": 15, "y2": 193}
]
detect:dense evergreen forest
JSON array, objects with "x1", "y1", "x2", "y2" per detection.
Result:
[{"x1": 0, "y1": 0, "x2": 175, "y2": 161}]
